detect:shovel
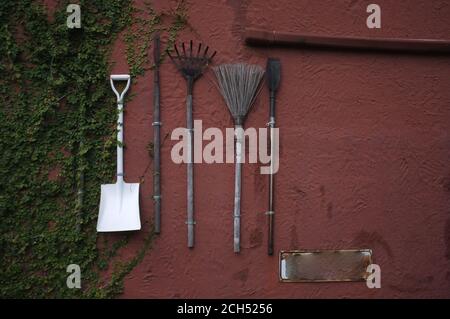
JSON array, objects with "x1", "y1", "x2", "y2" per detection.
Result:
[{"x1": 97, "y1": 74, "x2": 141, "y2": 232}]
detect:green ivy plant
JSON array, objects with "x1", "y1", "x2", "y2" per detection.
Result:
[
  {"x1": 125, "y1": 0, "x2": 187, "y2": 78},
  {"x1": 0, "y1": 0, "x2": 186, "y2": 298}
]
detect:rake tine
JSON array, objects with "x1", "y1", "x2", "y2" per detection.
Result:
[
  {"x1": 203, "y1": 46, "x2": 209, "y2": 57},
  {"x1": 210, "y1": 50, "x2": 217, "y2": 60},
  {"x1": 174, "y1": 44, "x2": 181, "y2": 58},
  {"x1": 190, "y1": 40, "x2": 193, "y2": 57},
  {"x1": 182, "y1": 42, "x2": 186, "y2": 56},
  {"x1": 197, "y1": 43, "x2": 202, "y2": 57},
  {"x1": 167, "y1": 51, "x2": 181, "y2": 70}
]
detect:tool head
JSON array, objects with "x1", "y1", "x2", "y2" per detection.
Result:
[
  {"x1": 213, "y1": 63, "x2": 265, "y2": 125},
  {"x1": 167, "y1": 40, "x2": 216, "y2": 80},
  {"x1": 266, "y1": 58, "x2": 281, "y2": 93},
  {"x1": 97, "y1": 180, "x2": 141, "y2": 232},
  {"x1": 153, "y1": 33, "x2": 160, "y2": 66}
]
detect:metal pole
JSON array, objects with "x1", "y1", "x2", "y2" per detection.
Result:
[
  {"x1": 153, "y1": 34, "x2": 162, "y2": 234},
  {"x1": 267, "y1": 91, "x2": 276, "y2": 255},
  {"x1": 234, "y1": 124, "x2": 243, "y2": 253},
  {"x1": 186, "y1": 77, "x2": 195, "y2": 248}
]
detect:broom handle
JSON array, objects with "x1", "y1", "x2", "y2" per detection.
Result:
[
  {"x1": 234, "y1": 125, "x2": 243, "y2": 253},
  {"x1": 187, "y1": 78, "x2": 195, "y2": 248}
]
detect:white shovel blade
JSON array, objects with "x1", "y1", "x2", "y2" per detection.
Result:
[{"x1": 97, "y1": 182, "x2": 141, "y2": 232}]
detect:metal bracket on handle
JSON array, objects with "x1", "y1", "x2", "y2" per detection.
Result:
[
  {"x1": 266, "y1": 119, "x2": 275, "y2": 127},
  {"x1": 110, "y1": 74, "x2": 131, "y2": 104}
]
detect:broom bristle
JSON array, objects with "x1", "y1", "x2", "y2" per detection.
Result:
[{"x1": 213, "y1": 63, "x2": 265, "y2": 124}]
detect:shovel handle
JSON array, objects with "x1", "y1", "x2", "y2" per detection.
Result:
[
  {"x1": 110, "y1": 74, "x2": 131, "y2": 103},
  {"x1": 117, "y1": 102, "x2": 124, "y2": 181},
  {"x1": 110, "y1": 74, "x2": 131, "y2": 180}
]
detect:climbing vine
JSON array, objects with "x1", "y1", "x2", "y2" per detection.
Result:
[
  {"x1": 125, "y1": 0, "x2": 187, "y2": 78},
  {"x1": 0, "y1": 0, "x2": 186, "y2": 298}
]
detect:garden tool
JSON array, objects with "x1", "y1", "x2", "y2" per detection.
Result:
[
  {"x1": 213, "y1": 63, "x2": 265, "y2": 253},
  {"x1": 97, "y1": 74, "x2": 141, "y2": 232},
  {"x1": 168, "y1": 40, "x2": 216, "y2": 248}
]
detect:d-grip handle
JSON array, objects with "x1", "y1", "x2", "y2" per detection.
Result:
[
  {"x1": 111, "y1": 74, "x2": 130, "y2": 81},
  {"x1": 110, "y1": 74, "x2": 131, "y2": 103}
]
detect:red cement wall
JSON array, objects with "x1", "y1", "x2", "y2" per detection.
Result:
[{"x1": 106, "y1": 0, "x2": 450, "y2": 298}]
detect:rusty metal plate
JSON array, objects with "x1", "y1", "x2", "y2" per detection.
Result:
[{"x1": 279, "y1": 249, "x2": 373, "y2": 282}]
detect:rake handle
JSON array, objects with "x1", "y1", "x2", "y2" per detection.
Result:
[{"x1": 186, "y1": 77, "x2": 195, "y2": 248}]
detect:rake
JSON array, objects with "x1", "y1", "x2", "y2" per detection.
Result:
[
  {"x1": 168, "y1": 40, "x2": 216, "y2": 248},
  {"x1": 213, "y1": 63, "x2": 265, "y2": 253}
]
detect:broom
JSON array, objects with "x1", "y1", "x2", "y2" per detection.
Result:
[{"x1": 213, "y1": 63, "x2": 265, "y2": 253}]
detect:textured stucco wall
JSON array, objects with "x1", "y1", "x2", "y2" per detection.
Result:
[{"x1": 107, "y1": 0, "x2": 450, "y2": 298}]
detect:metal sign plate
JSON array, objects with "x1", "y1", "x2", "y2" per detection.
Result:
[{"x1": 279, "y1": 249, "x2": 373, "y2": 282}]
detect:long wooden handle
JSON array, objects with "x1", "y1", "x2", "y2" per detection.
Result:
[
  {"x1": 153, "y1": 34, "x2": 161, "y2": 234},
  {"x1": 234, "y1": 125, "x2": 243, "y2": 253},
  {"x1": 268, "y1": 92, "x2": 276, "y2": 255},
  {"x1": 186, "y1": 89, "x2": 195, "y2": 248},
  {"x1": 245, "y1": 28, "x2": 450, "y2": 53}
]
